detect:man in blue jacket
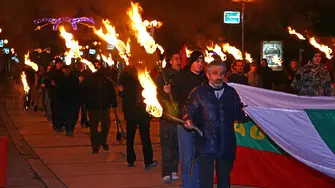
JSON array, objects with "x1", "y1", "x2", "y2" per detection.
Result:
[{"x1": 183, "y1": 60, "x2": 245, "y2": 188}]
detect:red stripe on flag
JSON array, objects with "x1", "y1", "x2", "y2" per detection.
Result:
[{"x1": 230, "y1": 146, "x2": 335, "y2": 188}]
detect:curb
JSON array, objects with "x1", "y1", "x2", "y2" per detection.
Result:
[{"x1": 0, "y1": 96, "x2": 67, "y2": 188}]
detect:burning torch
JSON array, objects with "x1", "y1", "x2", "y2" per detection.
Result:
[{"x1": 138, "y1": 70, "x2": 203, "y2": 136}]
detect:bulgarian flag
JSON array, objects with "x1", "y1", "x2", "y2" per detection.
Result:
[{"x1": 227, "y1": 83, "x2": 335, "y2": 187}]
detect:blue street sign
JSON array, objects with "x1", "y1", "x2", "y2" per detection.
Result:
[
  {"x1": 224, "y1": 11, "x2": 240, "y2": 24},
  {"x1": 0, "y1": 40, "x2": 3, "y2": 47}
]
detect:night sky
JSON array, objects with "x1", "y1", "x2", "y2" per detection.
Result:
[{"x1": 0, "y1": 0, "x2": 335, "y2": 63}]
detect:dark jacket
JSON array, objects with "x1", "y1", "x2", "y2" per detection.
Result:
[
  {"x1": 155, "y1": 67, "x2": 180, "y2": 117},
  {"x1": 45, "y1": 68, "x2": 63, "y2": 101},
  {"x1": 57, "y1": 73, "x2": 81, "y2": 106},
  {"x1": 182, "y1": 82, "x2": 245, "y2": 159},
  {"x1": 119, "y1": 66, "x2": 149, "y2": 122},
  {"x1": 83, "y1": 68, "x2": 117, "y2": 110},
  {"x1": 228, "y1": 73, "x2": 249, "y2": 85},
  {"x1": 260, "y1": 66, "x2": 274, "y2": 89},
  {"x1": 171, "y1": 68, "x2": 207, "y2": 117}
]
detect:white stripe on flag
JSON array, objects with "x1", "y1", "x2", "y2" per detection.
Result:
[
  {"x1": 228, "y1": 83, "x2": 335, "y2": 109},
  {"x1": 246, "y1": 106, "x2": 335, "y2": 179}
]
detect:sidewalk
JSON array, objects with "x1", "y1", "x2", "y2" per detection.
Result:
[{"x1": 1, "y1": 82, "x2": 251, "y2": 188}]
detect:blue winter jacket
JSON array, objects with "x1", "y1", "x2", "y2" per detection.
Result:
[{"x1": 182, "y1": 82, "x2": 245, "y2": 159}]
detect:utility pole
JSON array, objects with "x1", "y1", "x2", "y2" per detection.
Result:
[{"x1": 241, "y1": 2, "x2": 245, "y2": 62}]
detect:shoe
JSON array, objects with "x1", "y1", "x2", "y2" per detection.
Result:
[
  {"x1": 92, "y1": 149, "x2": 99, "y2": 154},
  {"x1": 171, "y1": 172, "x2": 179, "y2": 181},
  {"x1": 128, "y1": 163, "x2": 135, "y2": 167},
  {"x1": 163, "y1": 176, "x2": 171, "y2": 184},
  {"x1": 102, "y1": 145, "x2": 109, "y2": 151},
  {"x1": 145, "y1": 160, "x2": 158, "y2": 170},
  {"x1": 66, "y1": 131, "x2": 74, "y2": 137}
]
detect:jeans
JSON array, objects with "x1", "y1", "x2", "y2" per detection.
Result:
[
  {"x1": 198, "y1": 156, "x2": 233, "y2": 188},
  {"x1": 178, "y1": 125, "x2": 199, "y2": 188},
  {"x1": 160, "y1": 119, "x2": 179, "y2": 177}
]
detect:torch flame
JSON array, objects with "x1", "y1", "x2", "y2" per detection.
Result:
[
  {"x1": 101, "y1": 54, "x2": 114, "y2": 66},
  {"x1": 222, "y1": 43, "x2": 253, "y2": 63},
  {"x1": 309, "y1": 37, "x2": 333, "y2": 59},
  {"x1": 271, "y1": 56, "x2": 283, "y2": 66},
  {"x1": 21, "y1": 71, "x2": 30, "y2": 94},
  {"x1": 143, "y1": 20, "x2": 163, "y2": 28},
  {"x1": 206, "y1": 44, "x2": 227, "y2": 62},
  {"x1": 93, "y1": 20, "x2": 131, "y2": 64},
  {"x1": 81, "y1": 59, "x2": 97, "y2": 72},
  {"x1": 127, "y1": 2, "x2": 164, "y2": 54},
  {"x1": 185, "y1": 47, "x2": 193, "y2": 58},
  {"x1": 138, "y1": 69, "x2": 163, "y2": 118},
  {"x1": 59, "y1": 26, "x2": 81, "y2": 65},
  {"x1": 287, "y1": 26, "x2": 306, "y2": 40},
  {"x1": 24, "y1": 52, "x2": 38, "y2": 71}
]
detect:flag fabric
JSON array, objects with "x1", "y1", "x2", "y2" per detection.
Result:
[{"x1": 227, "y1": 83, "x2": 335, "y2": 187}]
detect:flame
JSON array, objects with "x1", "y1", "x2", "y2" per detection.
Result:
[
  {"x1": 287, "y1": 26, "x2": 306, "y2": 40},
  {"x1": 59, "y1": 26, "x2": 81, "y2": 65},
  {"x1": 97, "y1": 54, "x2": 101, "y2": 60},
  {"x1": 93, "y1": 20, "x2": 131, "y2": 64},
  {"x1": 207, "y1": 44, "x2": 227, "y2": 62},
  {"x1": 185, "y1": 47, "x2": 193, "y2": 58},
  {"x1": 271, "y1": 56, "x2": 283, "y2": 66},
  {"x1": 222, "y1": 43, "x2": 253, "y2": 63},
  {"x1": 127, "y1": 2, "x2": 164, "y2": 54},
  {"x1": 161, "y1": 59, "x2": 166, "y2": 68},
  {"x1": 245, "y1": 53, "x2": 253, "y2": 63},
  {"x1": 21, "y1": 71, "x2": 30, "y2": 94},
  {"x1": 101, "y1": 54, "x2": 114, "y2": 66},
  {"x1": 205, "y1": 50, "x2": 215, "y2": 63},
  {"x1": 143, "y1": 20, "x2": 163, "y2": 28},
  {"x1": 309, "y1": 38, "x2": 333, "y2": 59},
  {"x1": 81, "y1": 59, "x2": 97, "y2": 72},
  {"x1": 138, "y1": 69, "x2": 163, "y2": 118},
  {"x1": 24, "y1": 52, "x2": 38, "y2": 71}
]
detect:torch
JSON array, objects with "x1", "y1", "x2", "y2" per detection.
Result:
[{"x1": 138, "y1": 69, "x2": 203, "y2": 136}]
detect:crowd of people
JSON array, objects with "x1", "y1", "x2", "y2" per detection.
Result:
[{"x1": 21, "y1": 50, "x2": 334, "y2": 188}]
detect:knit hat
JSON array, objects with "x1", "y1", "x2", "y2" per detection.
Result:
[{"x1": 188, "y1": 51, "x2": 204, "y2": 66}]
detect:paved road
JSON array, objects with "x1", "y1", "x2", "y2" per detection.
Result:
[{"x1": 0, "y1": 80, "x2": 254, "y2": 188}]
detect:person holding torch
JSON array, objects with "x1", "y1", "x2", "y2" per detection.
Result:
[{"x1": 183, "y1": 60, "x2": 246, "y2": 188}]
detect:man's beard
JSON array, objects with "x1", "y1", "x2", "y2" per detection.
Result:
[{"x1": 212, "y1": 80, "x2": 223, "y2": 89}]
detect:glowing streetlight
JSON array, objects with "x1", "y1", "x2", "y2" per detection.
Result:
[{"x1": 4, "y1": 39, "x2": 8, "y2": 44}]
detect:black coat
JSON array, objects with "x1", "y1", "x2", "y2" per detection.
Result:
[
  {"x1": 171, "y1": 68, "x2": 207, "y2": 117},
  {"x1": 83, "y1": 68, "x2": 117, "y2": 110},
  {"x1": 155, "y1": 67, "x2": 180, "y2": 117},
  {"x1": 57, "y1": 73, "x2": 81, "y2": 106},
  {"x1": 182, "y1": 82, "x2": 245, "y2": 159},
  {"x1": 119, "y1": 66, "x2": 149, "y2": 122},
  {"x1": 228, "y1": 73, "x2": 249, "y2": 86}
]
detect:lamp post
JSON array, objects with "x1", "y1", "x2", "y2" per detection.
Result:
[{"x1": 232, "y1": 0, "x2": 255, "y2": 62}]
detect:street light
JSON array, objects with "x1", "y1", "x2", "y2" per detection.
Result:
[
  {"x1": 4, "y1": 39, "x2": 8, "y2": 44},
  {"x1": 0, "y1": 28, "x2": 2, "y2": 33},
  {"x1": 232, "y1": 0, "x2": 255, "y2": 62}
]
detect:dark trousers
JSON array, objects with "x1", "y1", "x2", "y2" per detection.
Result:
[
  {"x1": 53, "y1": 102, "x2": 78, "y2": 132},
  {"x1": 198, "y1": 156, "x2": 233, "y2": 188},
  {"x1": 88, "y1": 109, "x2": 110, "y2": 150},
  {"x1": 160, "y1": 119, "x2": 179, "y2": 177},
  {"x1": 126, "y1": 117, "x2": 154, "y2": 165},
  {"x1": 80, "y1": 104, "x2": 89, "y2": 125}
]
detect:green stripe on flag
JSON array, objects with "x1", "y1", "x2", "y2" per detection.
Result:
[
  {"x1": 305, "y1": 110, "x2": 335, "y2": 153},
  {"x1": 235, "y1": 120, "x2": 283, "y2": 154}
]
